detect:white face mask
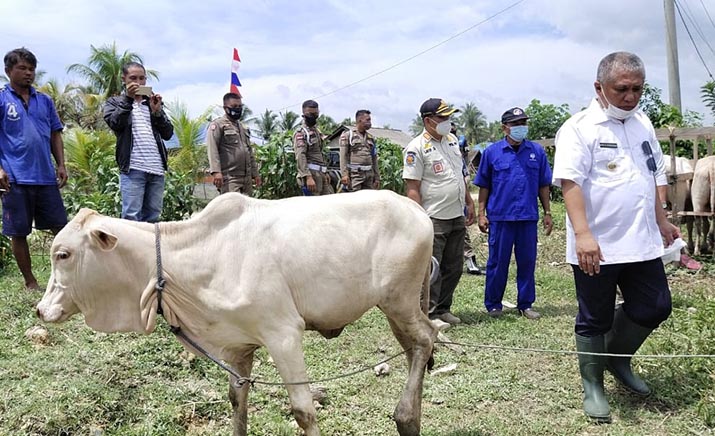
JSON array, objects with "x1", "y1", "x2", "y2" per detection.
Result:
[
  {"x1": 600, "y1": 89, "x2": 638, "y2": 120},
  {"x1": 434, "y1": 119, "x2": 452, "y2": 136}
]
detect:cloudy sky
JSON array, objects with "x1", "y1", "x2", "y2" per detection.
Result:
[{"x1": 3, "y1": 0, "x2": 715, "y2": 131}]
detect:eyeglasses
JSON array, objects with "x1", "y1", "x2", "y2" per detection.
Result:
[{"x1": 641, "y1": 141, "x2": 657, "y2": 173}]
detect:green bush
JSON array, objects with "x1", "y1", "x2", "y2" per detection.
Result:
[
  {"x1": 61, "y1": 127, "x2": 202, "y2": 221},
  {"x1": 375, "y1": 137, "x2": 405, "y2": 194},
  {"x1": 254, "y1": 132, "x2": 301, "y2": 199},
  {"x1": 161, "y1": 169, "x2": 203, "y2": 221}
]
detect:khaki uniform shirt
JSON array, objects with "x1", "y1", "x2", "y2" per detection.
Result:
[
  {"x1": 293, "y1": 123, "x2": 327, "y2": 178},
  {"x1": 206, "y1": 115, "x2": 257, "y2": 178},
  {"x1": 402, "y1": 130, "x2": 466, "y2": 219},
  {"x1": 338, "y1": 127, "x2": 380, "y2": 181}
]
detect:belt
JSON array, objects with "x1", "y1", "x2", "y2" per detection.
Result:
[
  {"x1": 348, "y1": 164, "x2": 373, "y2": 171},
  {"x1": 307, "y1": 163, "x2": 327, "y2": 173}
]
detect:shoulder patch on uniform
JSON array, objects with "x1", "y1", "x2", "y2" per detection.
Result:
[
  {"x1": 209, "y1": 123, "x2": 217, "y2": 130},
  {"x1": 422, "y1": 132, "x2": 431, "y2": 140},
  {"x1": 405, "y1": 151, "x2": 417, "y2": 166}
]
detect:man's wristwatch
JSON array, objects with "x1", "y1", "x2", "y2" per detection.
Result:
[
  {"x1": 662, "y1": 202, "x2": 668, "y2": 209},
  {"x1": 544, "y1": 211, "x2": 552, "y2": 216}
]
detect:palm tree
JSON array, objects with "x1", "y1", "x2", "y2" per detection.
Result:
[
  {"x1": 165, "y1": 101, "x2": 213, "y2": 179},
  {"x1": 317, "y1": 114, "x2": 338, "y2": 135},
  {"x1": 456, "y1": 102, "x2": 488, "y2": 146},
  {"x1": 255, "y1": 109, "x2": 278, "y2": 140},
  {"x1": 278, "y1": 111, "x2": 301, "y2": 132},
  {"x1": 702, "y1": 81, "x2": 715, "y2": 118},
  {"x1": 67, "y1": 42, "x2": 158, "y2": 98},
  {"x1": 38, "y1": 79, "x2": 81, "y2": 127}
]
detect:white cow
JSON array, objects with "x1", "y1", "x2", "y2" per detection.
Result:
[
  {"x1": 664, "y1": 156, "x2": 695, "y2": 250},
  {"x1": 691, "y1": 156, "x2": 715, "y2": 256},
  {"x1": 36, "y1": 191, "x2": 437, "y2": 436}
]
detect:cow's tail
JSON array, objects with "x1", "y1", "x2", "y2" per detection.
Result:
[{"x1": 421, "y1": 257, "x2": 438, "y2": 315}]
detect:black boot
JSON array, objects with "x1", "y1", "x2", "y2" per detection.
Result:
[
  {"x1": 575, "y1": 334, "x2": 611, "y2": 422},
  {"x1": 465, "y1": 256, "x2": 482, "y2": 275},
  {"x1": 605, "y1": 307, "x2": 653, "y2": 396}
]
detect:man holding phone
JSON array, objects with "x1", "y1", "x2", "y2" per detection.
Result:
[{"x1": 103, "y1": 62, "x2": 173, "y2": 222}]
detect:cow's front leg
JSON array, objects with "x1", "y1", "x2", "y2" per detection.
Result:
[
  {"x1": 263, "y1": 331, "x2": 319, "y2": 436},
  {"x1": 228, "y1": 346, "x2": 257, "y2": 436}
]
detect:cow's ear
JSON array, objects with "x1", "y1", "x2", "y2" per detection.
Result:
[{"x1": 89, "y1": 229, "x2": 118, "y2": 251}]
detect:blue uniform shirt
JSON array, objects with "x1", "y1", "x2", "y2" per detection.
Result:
[
  {"x1": 0, "y1": 84, "x2": 63, "y2": 184},
  {"x1": 473, "y1": 138, "x2": 552, "y2": 221}
]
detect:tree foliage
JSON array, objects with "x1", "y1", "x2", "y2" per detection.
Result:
[
  {"x1": 408, "y1": 115, "x2": 424, "y2": 137},
  {"x1": 455, "y1": 102, "x2": 488, "y2": 145},
  {"x1": 375, "y1": 138, "x2": 405, "y2": 194},
  {"x1": 701, "y1": 81, "x2": 715, "y2": 120},
  {"x1": 317, "y1": 114, "x2": 338, "y2": 135},
  {"x1": 165, "y1": 100, "x2": 211, "y2": 179},
  {"x1": 67, "y1": 42, "x2": 158, "y2": 98},
  {"x1": 278, "y1": 111, "x2": 301, "y2": 132},
  {"x1": 254, "y1": 132, "x2": 301, "y2": 199},
  {"x1": 255, "y1": 109, "x2": 278, "y2": 140},
  {"x1": 524, "y1": 99, "x2": 571, "y2": 140}
]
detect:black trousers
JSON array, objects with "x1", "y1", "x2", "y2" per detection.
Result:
[
  {"x1": 572, "y1": 258, "x2": 672, "y2": 336},
  {"x1": 430, "y1": 216, "x2": 466, "y2": 317}
]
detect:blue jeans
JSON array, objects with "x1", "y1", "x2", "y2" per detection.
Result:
[{"x1": 120, "y1": 169, "x2": 164, "y2": 222}]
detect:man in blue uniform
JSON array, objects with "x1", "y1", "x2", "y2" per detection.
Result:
[
  {"x1": 0, "y1": 48, "x2": 68, "y2": 290},
  {"x1": 474, "y1": 107, "x2": 553, "y2": 319}
]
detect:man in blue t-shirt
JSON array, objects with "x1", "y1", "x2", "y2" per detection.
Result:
[
  {"x1": 0, "y1": 48, "x2": 68, "y2": 290},
  {"x1": 474, "y1": 107, "x2": 552, "y2": 319}
]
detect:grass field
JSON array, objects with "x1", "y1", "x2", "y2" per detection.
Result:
[{"x1": 1, "y1": 202, "x2": 714, "y2": 435}]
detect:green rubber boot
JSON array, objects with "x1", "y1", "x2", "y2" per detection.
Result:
[
  {"x1": 605, "y1": 307, "x2": 653, "y2": 396},
  {"x1": 575, "y1": 334, "x2": 611, "y2": 422}
]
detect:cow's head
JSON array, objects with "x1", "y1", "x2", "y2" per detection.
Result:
[{"x1": 36, "y1": 208, "x2": 159, "y2": 334}]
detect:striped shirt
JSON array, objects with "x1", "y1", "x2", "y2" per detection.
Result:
[{"x1": 130, "y1": 102, "x2": 164, "y2": 175}]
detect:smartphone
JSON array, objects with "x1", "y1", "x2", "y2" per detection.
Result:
[{"x1": 135, "y1": 86, "x2": 153, "y2": 96}]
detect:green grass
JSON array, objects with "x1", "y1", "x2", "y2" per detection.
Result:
[{"x1": 1, "y1": 202, "x2": 714, "y2": 435}]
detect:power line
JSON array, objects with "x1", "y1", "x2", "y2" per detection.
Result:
[
  {"x1": 675, "y1": 0, "x2": 715, "y2": 80},
  {"x1": 678, "y1": 0, "x2": 715, "y2": 56},
  {"x1": 276, "y1": 0, "x2": 528, "y2": 112},
  {"x1": 698, "y1": 0, "x2": 715, "y2": 31}
]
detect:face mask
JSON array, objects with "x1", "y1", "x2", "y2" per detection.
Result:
[
  {"x1": 304, "y1": 114, "x2": 318, "y2": 127},
  {"x1": 434, "y1": 119, "x2": 452, "y2": 136},
  {"x1": 599, "y1": 88, "x2": 638, "y2": 120},
  {"x1": 508, "y1": 125, "x2": 528, "y2": 142},
  {"x1": 225, "y1": 106, "x2": 243, "y2": 120}
]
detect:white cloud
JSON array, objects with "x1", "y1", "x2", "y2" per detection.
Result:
[{"x1": 2, "y1": 0, "x2": 713, "y2": 132}]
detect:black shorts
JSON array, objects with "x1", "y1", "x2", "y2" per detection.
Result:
[{"x1": 1, "y1": 184, "x2": 68, "y2": 237}]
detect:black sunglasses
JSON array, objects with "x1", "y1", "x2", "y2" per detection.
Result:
[{"x1": 641, "y1": 141, "x2": 657, "y2": 173}]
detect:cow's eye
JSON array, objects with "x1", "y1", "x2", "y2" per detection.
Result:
[{"x1": 56, "y1": 251, "x2": 70, "y2": 260}]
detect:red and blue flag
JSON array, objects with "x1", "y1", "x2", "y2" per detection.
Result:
[{"x1": 230, "y1": 48, "x2": 242, "y2": 96}]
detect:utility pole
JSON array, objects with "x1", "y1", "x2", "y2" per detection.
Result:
[{"x1": 665, "y1": 0, "x2": 682, "y2": 111}]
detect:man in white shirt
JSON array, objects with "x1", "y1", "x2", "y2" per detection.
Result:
[
  {"x1": 403, "y1": 98, "x2": 476, "y2": 330},
  {"x1": 553, "y1": 52, "x2": 680, "y2": 422}
]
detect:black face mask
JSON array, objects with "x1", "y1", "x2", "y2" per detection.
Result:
[
  {"x1": 225, "y1": 106, "x2": 243, "y2": 120},
  {"x1": 303, "y1": 113, "x2": 318, "y2": 127}
]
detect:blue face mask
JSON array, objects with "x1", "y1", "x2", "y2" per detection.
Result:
[{"x1": 508, "y1": 125, "x2": 528, "y2": 142}]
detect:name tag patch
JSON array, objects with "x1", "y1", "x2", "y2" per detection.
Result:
[{"x1": 599, "y1": 142, "x2": 618, "y2": 149}]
